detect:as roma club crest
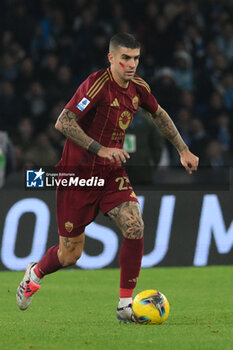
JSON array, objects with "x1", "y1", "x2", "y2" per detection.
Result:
[
  {"x1": 65, "y1": 221, "x2": 74, "y2": 233},
  {"x1": 132, "y1": 96, "x2": 139, "y2": 109}
]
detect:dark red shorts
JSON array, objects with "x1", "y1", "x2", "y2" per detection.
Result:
[{"x1": 56, "y1": 166, "x2": 138, "y2": 237}]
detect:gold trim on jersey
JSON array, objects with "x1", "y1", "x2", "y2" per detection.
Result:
[
  {"x1": 89, "y1": 75, "x2": 109, "y2": 99},
  {"x1": 110, "y1": 98, "x2": 120, "y2": 107},
  {"x1": 86, "y1": 71, "x2": 108, "y2": 98},
  {"x1": 107, "y1": 68, "x2": 113, "y2": 81},
  {"x1": 132, "y1": 76, "x2": 151, "y2": 93},
  {"x1": 133, "y1": 75, "x2": 150, "y2": 88}
]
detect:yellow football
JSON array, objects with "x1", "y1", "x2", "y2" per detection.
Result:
[{"x1": 133, "y1": 289, "x2": 170, "y2": 325}]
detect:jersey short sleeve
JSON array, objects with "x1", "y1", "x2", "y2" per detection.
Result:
[
  {"x1": 133, "y1": 76, "x2": 158, "y2": 114},
  {"x1": 65, "y1": 69, "x2": 109, "y2": 119}
]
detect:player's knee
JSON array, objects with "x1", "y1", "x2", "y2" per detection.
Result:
[{"x1": 59, "y1": 250, "x2": 82, "y2": 267}]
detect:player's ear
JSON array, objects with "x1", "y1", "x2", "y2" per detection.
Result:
[{"x1": 108, "y1": 52, "x2": 114, "y2": 64}]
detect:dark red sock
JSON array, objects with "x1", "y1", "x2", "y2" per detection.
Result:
[
  {"x1": 119, "y1": 237, "x2": 144, "y2": 294},
  {"x1": 35, "y1": 245, "x2": 63, "y2": 278}
]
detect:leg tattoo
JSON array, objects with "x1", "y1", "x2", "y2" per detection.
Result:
[{"x1": 107, "y1": 202, "x2": 144, "y2": 239}]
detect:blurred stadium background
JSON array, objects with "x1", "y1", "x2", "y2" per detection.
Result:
[{"x1": 0, "y1": 0, "x2": 233, "y2": 271}]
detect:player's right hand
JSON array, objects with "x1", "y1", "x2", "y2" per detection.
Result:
[{"x1": 97, "y1": 146, "x2": 130, "y2": 164}]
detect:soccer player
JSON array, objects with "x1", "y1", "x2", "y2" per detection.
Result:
[{"x1": 16, "y1": 33, "x2": 199, "y2": 322}]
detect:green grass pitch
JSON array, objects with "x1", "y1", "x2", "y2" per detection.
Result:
[{"x1": 0, "y1": 266, "x2": 232, "y2": 350}]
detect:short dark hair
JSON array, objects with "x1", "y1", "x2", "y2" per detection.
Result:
[{"x1": 109, "y1": 32, "x2": 141, "y2": 52}]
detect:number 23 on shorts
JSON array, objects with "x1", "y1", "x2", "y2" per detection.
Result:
[{"x1": 115, "y1": 176, "x2": 132, "y2": 191}]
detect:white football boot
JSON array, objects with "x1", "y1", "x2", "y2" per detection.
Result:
[
  {"x1": 117, "y1": 302, "x2": 135, "y2": 323},
  {"x1": 16, "y1": 262, "x2": 40, "y2": 310}
]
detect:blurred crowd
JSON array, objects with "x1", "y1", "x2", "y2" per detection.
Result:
[{"x1": 0, "y1": 0, "x2": 233, "y2": 176}]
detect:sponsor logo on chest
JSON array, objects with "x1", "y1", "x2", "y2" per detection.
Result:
[{"x1": 119, "y1": 111, "x2": 131, "y2": 130}]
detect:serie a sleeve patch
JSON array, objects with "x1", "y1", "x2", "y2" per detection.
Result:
[{"x1": 76, "y1": 97, "x2": 90, "y2": 111}]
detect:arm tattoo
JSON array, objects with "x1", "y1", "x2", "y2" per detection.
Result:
[
  {"x1": 107, "y1": 202, "x2": 144, "y2": 239},
  {"x1": 58, "y1": 109, "x2": 102, "y2": 154},
  {"x1": 152, "y1": 105, "x2": 188, "y2": 153}
]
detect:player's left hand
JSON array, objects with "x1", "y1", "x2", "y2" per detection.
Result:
[
  {"x1": 97, "y1": 146, "x2": 130, "y2": 164},
  {"x1": 180, "y1": 148, "x2": 199, "y2": 174}
]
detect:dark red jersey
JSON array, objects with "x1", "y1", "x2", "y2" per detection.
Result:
[{"x1": 59, "y1": 68, "x2": 158, "y2": 170}]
